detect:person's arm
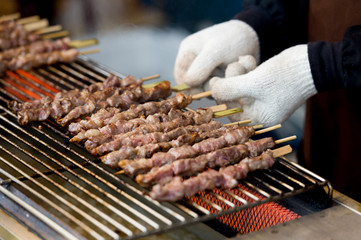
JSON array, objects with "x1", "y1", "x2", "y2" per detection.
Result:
[
  {"x1": 210, "y1": 25, "x2": 361, "y2": 127},
  {"x1": 234, "y1": 0, "x2": 309, "y2": 62},
  {"x1": 310, "y1": 25, "x2": 361, "y2": 93}
]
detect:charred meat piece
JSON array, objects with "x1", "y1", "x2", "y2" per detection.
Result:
[
  {"x1": 136, "y1": 137, "x2": 275, "y2": 188},
  {"x1": 150, "y1": 150, "x2": 275, "y2": 201}
]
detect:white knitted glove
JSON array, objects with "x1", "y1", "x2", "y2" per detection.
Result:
[
  {"x1": 201, "y1": 55, "x2": 257, "y2": 93},
  {"x1": 174, "y1": 20, "x2": 260, "y2": 87},
  {"x1": 211, "y1": 45, "x2": 317, "y2": 127}
]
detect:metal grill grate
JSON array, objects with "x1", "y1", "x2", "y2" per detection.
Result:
[{"x1": 0, "y1": 56, "x2": 332, "y2": 240}]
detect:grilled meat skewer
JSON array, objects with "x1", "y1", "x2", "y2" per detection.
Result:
[
  {"x1": 8, "y1": 74, "x2": 149, "y2": 125},
  {"x1": 58, "y1": 81, "x2": 172, "y2": 126},
  {"x1": 71, "y1": 109, "x2": 183, "y2": 143},
  {"x1": 150, "y1": 150, "x2": 276, "y2": 201},
  {"x1": 68, "y1": 92, "x2": 193, "y2": 133},
  {"x1": 0, "y1": 37, "x2": 71, "y2": 61},
  {"x1": 136, "y1": 137, "x2": 275, "y2": 188},
  {"x1": 8, "y1": 74, "x2": 136, "y2": 112},
  {"x1": 102, "y1": 133, "x2": 200, "y2": 169},
  {"x1": 91, "y1": 121, "x2": 222, "y2": 156},
  {"x1": 0, "y1": 49, "x2": 79, "y2": 76},
  {"x1": 79, "y1": 108, "x2": 213, "y2": 150}
]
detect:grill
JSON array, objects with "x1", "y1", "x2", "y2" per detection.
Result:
[{"x1": 0, "y1": 56, "x2": 333, "y2": 240}]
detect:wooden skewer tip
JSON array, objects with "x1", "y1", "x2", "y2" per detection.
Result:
[
  {"x1": 191, "y1": 90, "x2": 212, "y2": 100},
  {"x1": 212, "y1": 108, "x2": 243, "y2": 119},
  {"x1": 139, "y1": 74, "x2": 161, "y2": 81},
  {"x1": 223, "y1": 119, "x2": 252, "y2": 127},
  {"x1": 255, "y1": 124, "x2": 282, "y2": 135},
  {"x1": 272, "y1": 145, "x2": 293, "y2": 158},
  {"x1": 35, "y1": 25, "x2": 62, "y2": 34},
  {"x1": 79, "y1": 49, "x2": 100, "y2": 55},
  {"x1": 171, "y1": 83, "x2": 190, "y2": 92},
  {"x1": 42, "y1": 30, "x2": 69, "y2": 40},
  {"x1": 275, "y1": 135, "x2": 297, "y2": 145},
  {"x1": 0, "y1": 12, "x2": 20, "y2": 22},
  {"x1": 16, "y1": 15, "x2": 40, "y2": 25},
  {"x1": 185, "y1": 107, "x2": 195, "y2": 112},
  {"x1": 115, "y1": 170, "x2": 124, "y2": 175}
]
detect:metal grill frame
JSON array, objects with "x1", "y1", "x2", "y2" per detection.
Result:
[{"x1": 0, "y1": 56, "x2": 333, "y2": 240}]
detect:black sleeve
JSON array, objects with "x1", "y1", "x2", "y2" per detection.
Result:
[
  {"x1": 308, "y1": 25, "x2": 361, "y2": 94},
  {"x1": 234, "y1": 0, "x2": 309, "y2": 62}
]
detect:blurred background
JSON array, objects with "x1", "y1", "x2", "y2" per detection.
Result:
[{"x1": 0, "y1": 0, "x2": 304, "y2": 160}]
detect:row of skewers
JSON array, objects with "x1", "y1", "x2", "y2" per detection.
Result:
[
  {"x1": 0, "y1": 13, "x2": 98, "y2": 75},
  {"x1": 8, "y1": 71, "x2": 295, "y2": 202}
]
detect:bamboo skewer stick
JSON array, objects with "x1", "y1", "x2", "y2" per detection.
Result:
[
  {"x1": 275, "y1": 135, "x2": 297, "y2": 145},
  {"x1": 42, "y1": 30, "x2": 69, "y2": 40},
  {"x1": 171, "y1": 83, "x2": 189, "y2": 92},
  {"x1": 252, "y1": 124, "x2": 264, "y2": 129},
  {"x1": 185, "y1": 105, "x2": 242, "y2": 118},
  {"x1": 224, "y1": 120, "x2": 252, "y2": 127},
  {"x1": 213, "y1": 108, "x2": 243, "y2": 118},
  {"x1": 191, "y1": 91, "x2": 212, "y2": 100},
  {"x1": 142, "y1": 82, "x2": 214, "y2": 101},
  {"x1": 16, "y1": 15, "x2": 40, "y2": 25},
  {"x1": 272, "y1": 145, "x2": 292, "y2": 158},
  {"x1": 0, "y1": 13, "x2": 20, "y2": 22},
  {"x1": 255, "y1": 124, "x2": 282, "y2": 135},
  {"x1": 23, "y1": 19, "x2": 49, "y2": 31},
  {"x1": 207, "y1": 104, "x2": 227, "y2": 112},
  {"x1": 79, "y1": 49, "x2": 100, "y2": 55},
  {"x1": 35, "y1": 25, "x2": 62, "y2": 34},
  {"x1": 185, "y1": 107, "x2": 195, "y2": 112},
  {"x1": 68, "y1": 39, "x2": 99, "y2": 48},
  {"x1": 138, "y1": 74, "x2": 161, "y2": 82}
]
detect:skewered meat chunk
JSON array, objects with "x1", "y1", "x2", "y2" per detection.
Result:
[
  {"x1": 136, "y1": 137, "x2": 275, "y2": 188},
  {"x1": 150, "y1": 150, "x2": 275, "y2": 201}
]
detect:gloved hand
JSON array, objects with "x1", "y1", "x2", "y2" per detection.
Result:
[
  {"x1": 174, "y1": 20, "x2": 260, "y2": 87},
  {"x1": 211, "y1": 45, "x2": 318, "y2": 127},
  {"x1": 202, "y1": 55, "x2": 257, "y2": 93}
]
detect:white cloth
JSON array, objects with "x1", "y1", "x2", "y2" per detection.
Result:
[
  {"x1": 211, "y1": 45, "x2": 317, "y2": 127},
  {"x1": 174, "y1": 20, "x2": 260, "y2": 87}
]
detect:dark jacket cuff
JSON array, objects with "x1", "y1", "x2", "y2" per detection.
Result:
[
  {"x1": 308, "y1": 41, "x2": 344, "y2": 92},
  {"x1": 308, "y1": 25, "x2": 361, "y2": 93}
]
